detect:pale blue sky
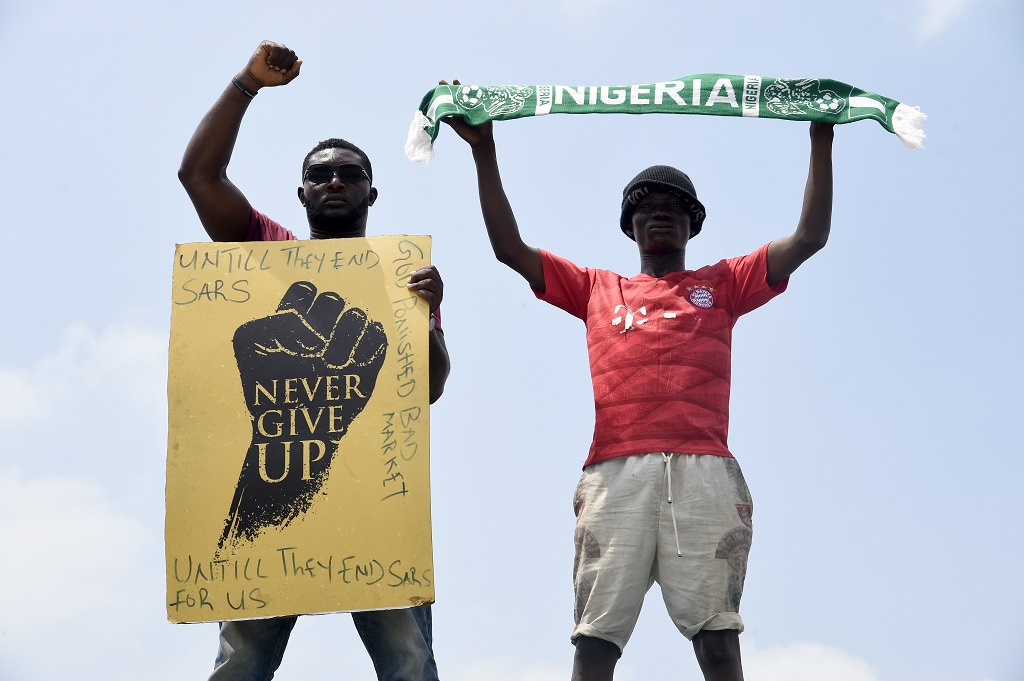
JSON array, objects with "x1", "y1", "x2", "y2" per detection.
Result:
[{"x1": 0, "y1": 1, "x2": 1021, "y2": 679}]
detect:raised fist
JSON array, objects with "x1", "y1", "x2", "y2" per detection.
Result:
[
  {"x1": 218, "y1": 281, "x2": 387, "y2": 549},
  {"x1": 239, "y1": 40, "x2": 302, "y2": 89}
]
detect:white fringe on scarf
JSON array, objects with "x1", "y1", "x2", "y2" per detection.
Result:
[{"x1": 893, "y1": 104, "x2": 928, "y2": 149}]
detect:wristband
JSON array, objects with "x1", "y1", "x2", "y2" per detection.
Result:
[
  {"x1": 429, "y1": 312, "x2": 437, "y2": 331},
  {"x1": 230, "y1": 77, "x2": 258, "y2": 99}
]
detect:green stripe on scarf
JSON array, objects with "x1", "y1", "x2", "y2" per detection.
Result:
[{"x1": 405, "y1": 74, "x2": 926, "y2": 162}]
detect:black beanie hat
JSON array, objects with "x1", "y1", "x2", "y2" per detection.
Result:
[{"x1": 620, "y1": 165, "x2": 707, "y2": 240}]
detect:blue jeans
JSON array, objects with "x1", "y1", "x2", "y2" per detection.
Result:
[{"x1": 209, "y1": 606, "x2": 439, "y2": 681}]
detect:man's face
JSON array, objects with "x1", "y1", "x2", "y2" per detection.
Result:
[
  {"x1": 298, "y1": 148, "x2": 377, "y2": 236},
  {"x1": 627, "y1": 191, "x2": 693, "y2": 254}
]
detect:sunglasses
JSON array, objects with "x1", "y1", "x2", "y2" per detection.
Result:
[{"x1": 303, "y1": 163, "x2": 370, "y2": 185}]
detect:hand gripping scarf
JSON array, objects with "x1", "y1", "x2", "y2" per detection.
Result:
[{"x1": 405, "y1": 74, "x2": 926, "y2": 162}]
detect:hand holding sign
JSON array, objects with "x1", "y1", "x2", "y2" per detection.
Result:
[{"x1": 219, "y1": 281, "x2": 388, "y2": 548}]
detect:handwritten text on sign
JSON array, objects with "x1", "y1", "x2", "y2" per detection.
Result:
[{"x1": 166, "y1": 236, "x2": 433, "y2": 623}]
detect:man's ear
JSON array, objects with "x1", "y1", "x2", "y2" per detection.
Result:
[
  {"x1": 368, "y1": 187, "x2": 378, "y2": 207},
  {"x1": 625, "y1": 226, "x2": 634, "y2": 239},
  {"x1": 297, "y1": 186, "x2": 307, "y2": 206}
]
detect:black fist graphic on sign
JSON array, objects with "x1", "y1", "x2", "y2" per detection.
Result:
[{"x1": 219, "y1": 281, "x2": 388, "y2": 549}]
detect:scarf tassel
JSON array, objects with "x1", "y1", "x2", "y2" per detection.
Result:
[
  {"x1": 405, "y1": 110, "x2": 436, "y2": 163},
  {"x1": 893, "y1": 104, "x2": 928, "y2": 149}
]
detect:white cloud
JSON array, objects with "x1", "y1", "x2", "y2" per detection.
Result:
[
  {"x1": 446, "y1": 661, "x2": 565, "y2": 681},
  {"x1": 0, "y1": 322, "x2": 167, "y2": 428},
  {"x1": 0, "y1": 469, "x2": 147, "y2": 634},
  {"x1": 916, "y1": 0, "x2": 972, "y2": 38},
  {"x1": 745, "y1": 641, "x2": 879, "y2": 681}
]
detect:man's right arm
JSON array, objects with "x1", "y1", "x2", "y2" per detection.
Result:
[
  {"x1": 441, "y1": 86, "x2": 545, "y2": 292},
  {"x1": 178, "y1": 41, "x2": 302, "y2": 242}
]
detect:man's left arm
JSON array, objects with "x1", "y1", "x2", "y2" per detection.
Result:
[
  {"x1": 766, "y1": 122, "x2": 835, "y2": 287},
  {"x1": 407, "y1": 266, "x2": 451, "y2": 404}
]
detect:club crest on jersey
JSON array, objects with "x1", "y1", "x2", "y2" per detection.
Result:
[{"x1": 687, "y1": 285, "x2": 715, "y2": 309}]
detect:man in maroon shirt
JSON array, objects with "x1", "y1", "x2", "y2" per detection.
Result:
[{"x1": 178, "y1": 40, "x2": 450, "y2": 681}]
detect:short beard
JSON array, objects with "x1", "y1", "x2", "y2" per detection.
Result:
[{"x1": 306, "y1": 196, "x2": 370, "y2": 234}]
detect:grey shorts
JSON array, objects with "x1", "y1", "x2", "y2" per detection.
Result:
[{"x1": 571, "y1": 453, "x2": 753, "y2": 651}]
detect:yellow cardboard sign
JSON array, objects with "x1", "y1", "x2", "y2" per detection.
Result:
[{"x1": 165, "y1": 236, "x2": 433, "y2": 623}]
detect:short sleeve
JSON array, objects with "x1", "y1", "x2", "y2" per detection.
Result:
[
  {"x1": 245, "y1": 208, "x2": 298, "y2": 242},
  {"x1": 725, "y1": 242, "x2": 788, "y2": 316},
  {"x1": 532, "y1": 250, "x2": 594, "y2": 320}
]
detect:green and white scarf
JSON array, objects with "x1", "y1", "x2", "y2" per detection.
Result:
[{"x1": 405, "y1": 74, "x2": 926, "y2": 162}]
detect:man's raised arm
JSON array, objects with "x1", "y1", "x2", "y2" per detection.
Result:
[
  {"x1": 441, "y1": 82, "x2": 545, "y2": 293},
  {"x1": 178, "y1": 41, "x2": 302, "y2": 242},
  {"x1": 766, "y1": 122, "x2": 835, "y2": 287}
]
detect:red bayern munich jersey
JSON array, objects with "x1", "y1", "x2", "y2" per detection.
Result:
[{"x1": 535, "y1": 243, "x2": 786, "y2": 467}]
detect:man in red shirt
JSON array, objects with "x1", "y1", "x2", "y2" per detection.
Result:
[
  {"x1": 178, "y1": 41, "x2": 450, "y2": 681},
  {"x1": 443, "y1": 87, "x2": 833, "y2": 681}
]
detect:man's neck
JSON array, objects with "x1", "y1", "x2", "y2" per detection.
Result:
[
  {"x1": 639, "y1": 252, "x2": 687, "y2": 277},
  {"x1": 308, "y1": 220, "x2": 367, "y2": 240}
]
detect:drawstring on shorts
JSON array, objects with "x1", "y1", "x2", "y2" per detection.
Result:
[{"x1": 662, "y1": 453, "x2": 683, "y2": 557}]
